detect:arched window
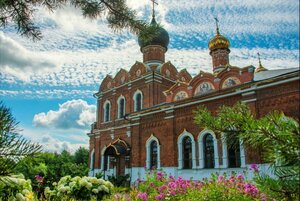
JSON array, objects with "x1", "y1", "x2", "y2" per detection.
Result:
[
  {"x1": 118, "y1": 96, "x2": 126, "y2": 118},
  {"x1": 204, "y1": 134, "x2": 215, "y2": 168},
  {"x1": 103, "y1": 101, "x2": 111, "y2": 122},
  {"x1": 222, "y1": 134, "x2": 245, "y2": 168},
  {"x1": 182, "y1": 136, "x2": 192, "y2": 169},
  {"x1": 228, "y1": 137, "x2": 241, "y2": 168},
  {"x1": 178, "y1": 130, "x2": 196, "y2": 169},
  {"x1": 134, "y1": 90, "x2": 143, "y2": 112},
  {"x1": 150, "y1": 141, "x2": 158, "y2": 169},
  {"x1": 198, "y1": 130, "x2": 219, "y2": 169},
  {"x1": 146, "y1": 135, "x2": 161, "y2": 169}
]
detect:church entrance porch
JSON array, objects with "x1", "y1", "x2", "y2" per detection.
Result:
[{"x1": 103, "y1": 139, "x2": 130, "y2": 178}]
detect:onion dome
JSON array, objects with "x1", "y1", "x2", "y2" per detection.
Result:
[
  {"x1": 255, "y1": 53, "x2": 268, "y2": 73},
  {"x1": 208, "y1": 28, "x2": 230, "y2": 52},
  {"x1": 138, "y1": 17, "x2": 169, "y2": 51}
]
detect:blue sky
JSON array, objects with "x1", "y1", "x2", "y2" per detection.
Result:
[{"x1": 0, "y1": 0, "x2": 299, "y2": 153}]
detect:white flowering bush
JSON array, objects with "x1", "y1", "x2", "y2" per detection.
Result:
[
  {"x1": 44, "y1": 175, "x2": 114, "y2": 201},
  {"x1": 0, "y1": 174, "x2": 35, "y2": 201}
]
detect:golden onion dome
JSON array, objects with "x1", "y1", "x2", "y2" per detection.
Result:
[{"x1": 208, "y1": 30, "x2": 230, "y2": 51}]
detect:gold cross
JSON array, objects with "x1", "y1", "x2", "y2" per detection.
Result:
[
  {"x1": 150, "y1": 0, "x2": 158, "y2": 18},
  {"x1": 214, "y1": 17, "x2": 220, "y2": 34},
  {"x1": 257, "y1": 52, "x2": 262, "y2": 65}
]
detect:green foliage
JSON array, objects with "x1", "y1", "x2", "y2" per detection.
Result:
[
  {"x1": 0, "y1": 0, "x2": 158, "y2": 41},
  {"x1": 0, "y1": 174, "x2": 35, "y2": 201},
  {"x1": 14, "y1": 148, "x2": 90, "y2": 190},
  {"x1": 0, "y1": 101, "x2": 41, "y2": 177},
  {"x1": 193, "y1": 102, "x2": 300, "y2": 200},
  {"x1": 108, "y1": 174, "x2": 130, "y2": 187},
  {"x1": 44, "y1": 175, "x2": 114, "y2": 201}
]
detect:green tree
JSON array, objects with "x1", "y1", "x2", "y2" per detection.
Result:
[
  {"x1": 0, "y1": 0, "x2": 158, "y2": 41},
  {"x1": 0, "y1": 101, "x2": 41, "y2": 177},
  {"x1": 194, "y1": 102, "x2": 300, "y2": 200},
  {"x1": 74, "y1": 147, "x2": 89, "y2": 165}
]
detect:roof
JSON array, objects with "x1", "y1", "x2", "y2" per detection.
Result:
[{"x1": 254, "y1": 68, "x2": 299, "y2": 81}]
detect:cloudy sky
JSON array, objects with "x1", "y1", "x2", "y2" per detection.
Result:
[{"x1": 0, "y1": 0, "x2": 299, "y2": 153}]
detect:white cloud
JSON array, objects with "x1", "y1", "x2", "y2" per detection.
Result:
[
  {"x1": 0, "y1": 32, "x2": 59, "y2": 81},
  {"x1": 33, "y1": 99, "x2": 96, "y2": 129},
  {"x1": 40, "y1": 134, "x2": 88, "y2": 153}
]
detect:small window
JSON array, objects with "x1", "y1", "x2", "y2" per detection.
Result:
[
  {"x1": 134, "y1": 92, "x2": 142, "y2": 112},
  {"x1": 204, "y1": 134, "x2": 215, "y2": 168},
  {"x1": 104, "y1": 102, "x2": 110, "y2": 122},
  {"x1": 182, "y1": 136, "x2": 192, "y2": 169},
  {"x1": 118, "y1": 97, "x2": 125, "y2": 118},
  {"x1": 150, "y1": 141, "x2": 158, "y2": 169}
]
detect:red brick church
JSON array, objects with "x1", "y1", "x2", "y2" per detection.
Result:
[{"x1": 87, "y1": 12, "x2": 299, "y2": 182}]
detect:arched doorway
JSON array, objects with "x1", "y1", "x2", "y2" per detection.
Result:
[{"x1": 103, "y1": 139, "x2": 130, "y2": 176}]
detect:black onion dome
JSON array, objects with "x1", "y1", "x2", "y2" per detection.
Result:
[{"x1": 138, "y1": 17, "x2": 169, "y2": 51}]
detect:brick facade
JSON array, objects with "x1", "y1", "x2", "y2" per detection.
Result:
[{"x1": 87, "y1": 19, "x2": 300, "y2": 181}]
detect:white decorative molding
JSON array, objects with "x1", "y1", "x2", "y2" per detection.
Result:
[
  {"x1": 177, "y1": 130, "x2": 197, "y2": 169},
  {"x1": 164, "y1": 116, "x2": 174, "y2": 120},
  {"x1": 240, "y1": 139, "x2": 246, "y2": 168},
  {"x1": 198, "y1": 129, "x2": 219, "y2": 169},
  {"x1": 90, "y1": 149, "x2": 95, "y2": 169},
  {"x1": 100, "y1": 146, "x2": 107, "y2": 171},
  {"x1": 128, "y1": 76, "x2": 299, "y2": 119},
  {"x1": 103, "y1": 100, "x2": 111, "y2": 122},
  {"x1": 221, "y1": 134, "x2": 228, "y2": 168},
  {"x1": 241, "y1": 98, "x2": 257, "y2": 103},
  {"x1": 126, "y1": 130, "x2": 131, "y2": 138},
  {"x1": 110, "y1": 133, "x2": 114, "y2": 139}
]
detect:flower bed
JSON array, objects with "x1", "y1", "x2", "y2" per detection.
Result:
[{"x1": 112, "y1": 169, "x2": 276, "y2": 201}]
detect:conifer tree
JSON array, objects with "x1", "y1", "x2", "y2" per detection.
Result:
[
  {"x1": 0, "y1": 0, "x2": 156, "y2": 41},
  {"x1": 0, "y1": 101, "x2": 41, "y2": 177}
]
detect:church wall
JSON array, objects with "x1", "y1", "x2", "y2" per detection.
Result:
[{"x1": 256, "y1": 80, "x2": 299, "y2": 119}]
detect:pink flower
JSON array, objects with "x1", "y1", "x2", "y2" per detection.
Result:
[
  {"x1": 155, "y1": 193, "x2": 166, "y2": 200},
  {"x1": 237, "y1": 174, "x2": 244, "y2": 180},
  {"x1": 35, "y1": 175, "x2": 43, "y2": 183},
  {"x1": 156, "y1": 172, "x2": 164, "y2": 181},
  {"x1": 249, "y1": 164, "x2": 259, "y2": 173},
  {"x1": 217, "y1": 175, "x2": 224, "y2": 182},
  {"x1": 159, "y1": 185, "x2": 167, "y2": 192},
  {"x1": 137, "y1": 192, "x2": 147, "y2": 201}
]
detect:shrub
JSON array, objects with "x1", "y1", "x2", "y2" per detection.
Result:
[
  {"x1": 0, "y1": 174, "x2": 35, "y2": 201},
  {"x1": 44, "y1": 175, "x2": 114, "y2": 201}
]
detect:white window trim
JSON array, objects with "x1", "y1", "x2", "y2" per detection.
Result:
[
  {"x1": 198, "y1": 129, "x2": 219, "y2": 169},
  {"x1": 117, "y1": 95, "x2": 126, "y2": 119},
  {"x1": 90, "y1": 149, "x2": 95, "y2": 169},
  {"x1": 103, "y1": 100, "x2": 111, "y2": 122},
  {"x1": 133, "y1": 90, "x2": 143, "y2": 112},
  {"x1": 145, "y1": 135, "x2": 161, "y2": 169},
  {"x1": 100, "y1": 146, "x2": 107, "y2": 171},
  {"x1": 221, "y1": 134, "x2": 246, "y2": 168},
  {"x1": 177, "y1": 130, "x2": 197, "y2": 169}
]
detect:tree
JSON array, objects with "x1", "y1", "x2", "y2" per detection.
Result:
[
  {"x1": 0, "y1": 101, "x2": 41, "y2": 177},
  {"x1": 74, "y1": 147, "x2": 89, "y2": 165},
  {"x1": 194, "y1": 102, "x2": 300, "y2": 200},
  {"x1": 0, "y1": 0, "x2": 158, "y2": 41}
]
